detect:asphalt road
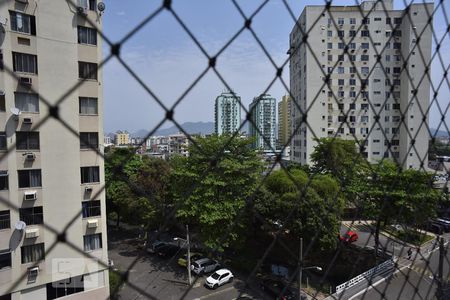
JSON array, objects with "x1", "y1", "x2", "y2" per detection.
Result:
[
  {"x1": 108, "y1": 237, "x2": 264, "y2": 300},
  {"x1": 348, "y1": 235, "x2": 450, "y2": 300}
]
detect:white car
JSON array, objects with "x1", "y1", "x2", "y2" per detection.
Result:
[{"x1": 204, "y1": 269, "x2": 233, "y2": 289}]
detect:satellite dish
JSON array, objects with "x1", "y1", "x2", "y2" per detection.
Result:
[
  {"x1": 15, "y1": 221, "x2": 26, "y2": 231},
  {"x1": 10, "y1": 107, "x2": 21, "y2": 116},
  {"x1": 97, "y1": 2, "x2": 105, "y2": 12}
]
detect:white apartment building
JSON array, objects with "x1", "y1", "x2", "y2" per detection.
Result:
[
  {"x1": 289, "y1": 0, "x2": 432, "y2": 169},
  {"x1": 0, "y1": 0, "x2": 109, "y2": 299},
  {"x1": 214, "y1": 90, "x2": 241, "y2": 135},
  {"x1": 249, "y1": 94, "x2": 276, "y2": 151}
]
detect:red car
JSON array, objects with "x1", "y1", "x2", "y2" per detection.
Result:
[{"x1": 339, "y1": 231, "x2": 358, "y2": 243}]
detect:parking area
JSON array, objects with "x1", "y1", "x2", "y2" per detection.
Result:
[{"x1": 108, "y1": 232, "x2": 265, "y2": 300}]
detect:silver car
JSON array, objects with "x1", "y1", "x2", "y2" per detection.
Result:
[{"x1": 191, "y1": 258, "x2": 220, "y2": 275}]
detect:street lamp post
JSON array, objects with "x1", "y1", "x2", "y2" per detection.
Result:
[
  {"x1": 174, "y1": 225, "x2": 192, "y2": 285},
  {"x1": 298, "y1": 237, "x2": 322, "y2": 299}
]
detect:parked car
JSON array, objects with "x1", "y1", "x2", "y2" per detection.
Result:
[
  {"x1": 204, "y1": 268, "x2": 234, "y2": 289},
  {"x1": 260, "y1": 278, "x2": 304, "y2": 300},
  {"x1": 157, "y1": 244, "x2": 181, "y2": 258},
  {"x1": 178, "y1": 252, "x2": 203, "y2": 267},
  {"x1": 191, "y1": 258, "x2": 220, "y2": 275},
  {"x1": 435, "y1": 218, "x2": 450, "y2": 232},
  {"x1": 146, "y1": 241, "x2": 168, "y2": 254},
  {"x1": 339, "y1": 231, "x2": 358, "y2": 243}
]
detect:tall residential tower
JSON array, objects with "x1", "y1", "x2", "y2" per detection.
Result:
[
  {"x1": 249, "y1": 94, "x2": 276, "y2": 151},
  {"x1": 277, "y1": 95, "x2": 292, "y2": 149},
  {"x1": 214, "y1": 90, "x2": 241, "y2": 135},
  {"x1": 289, "y1": 0, "x2": 432, "y2": 169},
  {"x1": 0, "y1": 1, "x2": 109, "y2": 299}
]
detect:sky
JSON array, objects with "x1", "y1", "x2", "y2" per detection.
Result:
[{"x1": 101, "y1": 0, "x2": 450, "y2": 135}]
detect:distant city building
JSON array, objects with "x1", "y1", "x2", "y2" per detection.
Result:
[
  {"x1": 215, "y1": 90, "x2": 242, "y2": 135},
  {"x1": 289, "y1": 0, "x2": 433, "y2": 169},
  {"x1": 249, "y1": 94, "x2": 277, "y2": 151},
  {"x1": 114, "y1": 130, "x2": 130, "y2": 146},
  {"x1": 144, "y1": 133, "x2": 190, "y2": 157},
  {"x1": 104, "y1": 135, "x2": 113, "y2": 146},
  {"x1": 277, "y1": 95, "x2": 292, "y2": 149}
]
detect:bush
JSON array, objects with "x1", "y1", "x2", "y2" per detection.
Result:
[{"x1": 109, "y1": 270, "x2": 123, "y2": 299}]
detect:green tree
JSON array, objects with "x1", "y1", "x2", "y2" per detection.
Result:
[
  {"x1": 260, "y1": 169, "x2": 345, "y2": 250},
  {"x1": 170, "y1": 135, "x2": 263, "y2": 251}
]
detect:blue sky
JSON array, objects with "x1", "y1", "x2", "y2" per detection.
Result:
[{"x1": 101, "y1": 0, "x2": 450, "y2": 135}]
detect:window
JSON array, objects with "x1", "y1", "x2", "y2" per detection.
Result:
[
  {"x1": 18, "y1": 169, "x2": 42, "y2": 188},
  {"x1": 80, "y1": 132, "x2": 99, "y2": 150},
  {"x1": 79, "y1": 97, "x2": 98, "y2": 115},
  {"x1": 327, "y1": 55, "x2": 332, "y2": 61},
  {"x1": 338, "y1": 67, "x2": 344, "y2": 74},
  {"x1": 81, "y1": 166, "x2": 99, "y2": 184},
  {"x1": 338, "y1": 18, "x2": 344, "y2": 25},
  {"x1": 349, "y1": 116, "x2": 356, "y2": 122},
  {"x1": 386, "y1": 17, "x2": 391, "y2": 24},
  {"x1": 349, "y1": 43, "x2": 356, "y2": 49},
  {"x1": 9, "y1": 11, "x2": 36, "y2": 35},
  {"x1": 361, "y1": 116, "x2": 369, "y2": 122},
  {"x1": 349, "y1": 103, "x2": 356, "y2": 110},
  {"x1": 0, "y1": 132, "x2": 5, "y2": 150},
  {"x1": 362, "y1": 18, "x2": 370, "y2": 24},
  {"x1": 392, "y1": 139, "x2": 400, "y2": 146},
  {"x1": 393, "y1": 79, "x2": 401, "y2": 85},
  {"x1": 14, "y1": 93, "x2": 39, "y2": 113},
  {"x1": 349, "y1": 55, "x2": 356, "y2": 62},
  {"x1": 349, "y1": 79, "x2": 356, "y2": 86},
  {"x1": 82, "y1": 200, "x2": 101, "y2": 218},
  {"x1": 338, "y1": 104, "x2": 344, "y2": 110},
  {"x1": 0, "y1": 172, "x2": 8, "y2": 191},
  {"x1": 78, "y1": 61, "x2": 97, "y2": 80},
  {"x1": 385, "y1": 116, "x2": 390, "y2": 122},
  {"x1": 77, "y1": 26, "x2": 97, "y2": 45},
  {"x1": 327, "y1": 42, "x2": 332, "y2": 49},
  {"x1": 361, "y1": 55, "x2": 369, "y2": 61},
  {"x1": 394, "y1": 17, "x2": 402, "y2": 24},
  {"x1": 385, "y1": 31, "x2": 391, "y2": 37},
  {"x1": 350, "y1": 67, "x2": 356, "y2": 73},
  {"x1": 21, "y1": 243, "x2": 45, "y2": 264},
  {"x1": 327, "y1": 31, "x2": 332, "y2": 37},
  {"x1": 338, "y1": 43, "x2": 345, "y2": 49},
  {"x1": 47, "y1": 275, "x2": 84, "y2": 300},
  {"x1": 338, "y1": 91, "x2": 344, "y2": 97},
  {"x1": 385, "y1": 104, "x2": 390, "y2": 111},
  {"x1": 78, "y1": 0, "x2": 97, "y2": 11},
  {"x1": 349, "y1": 128, "x2": 355, "y2": 134},
  {"x1": 394, "y1": 55, "x2": 401, "y2": 62},
  {"x1": 393, "y1": 30, "x2": 402, "y2": 37},
  {"x1": 385, "y1": 55, "x2": 390, "y2": 62},
  {"x1": 350, "y1": 18, "x2": 356, "y2": 25},
  {"x1": 16, "y1": 132, "x2": 39, "y2": 150},
  {"x1": 84, "y1": 233, "x2": 102, "y2": 251},
  {"x1": 349, "y1": 91, "x2": 356, "y2": 97},
  {"x1": 392, "y1": 128, "x2": 398, "y2": 134},
  {"x1": 338, "y1": 55, "x2": 344, "y2": 61},
  {"x1": 12, "y1": 52, "x2": 37, "y2": 74},
  {"x1": 361, "y1": 104, "x2": 369, "y2": 110},
  {"x1": 19, "y1": 207, "x2": 43, "y2": 225},
  {"x1": 393, "y1": 43, "x2": 401, "y2": 49},
  {"x1": 385, "y1": 128, "x2": 390, "y2": 134},
  {"x1": 393, "y1": 103, "x2": 400, "y2": 110},
  {"x1": 338, "y1": 79, "x2": 344, "y2": 86},
  {"x1": 0, "y1": 250, "x2": 11, "y2": 269},
  {"x1": 393, "y1": 116, "x2": 401, "y2": 122},
  {"x1": 361, "y1": 43, "x2": 369, "y2": 49},
  {"x1": 393, "y1": 67, "x2": 401, "y2": 74},
  {"x1": 0, "y1": 210, "x2": 10, "y2": 230},
  {"x1": 349, "y1": 30, "x2": 356, "y2": 37},
  {"x1": 361, "y1": 31, "x2": 369, "y2": 37},
  {"x1": 360, "y1": 128, "x2": 369, "y2": 134},
  {"x1": 338, "y1": 31, "x2": 344, "y2": 38},
  {"x1": 338, "y1": 116, "x2": 346, "y2": 122},
  {"x1": 0, "y1": 95, "x2": 4, "y2": 112},
  {"x1": 385, "y1": 67, "x2": 390, "y2": 74},
  {"x1": 386, "y1": 42, "x2": 391, "y2": 49}
]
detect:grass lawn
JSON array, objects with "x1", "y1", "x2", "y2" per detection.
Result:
[{"x1": 383, "y1": 225, "x2": 435, "y2": 246}]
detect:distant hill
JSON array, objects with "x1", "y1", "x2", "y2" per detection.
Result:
[
  {"x1": 431, "y1": 128, "x2": 449, "y2": 137},
  {"x1": 133, "y1": 122, "x2": 215, "y2": 137}
]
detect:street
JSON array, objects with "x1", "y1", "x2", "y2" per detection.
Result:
[{"x1": 108, "y1": 232, "x2": 264, "y2": 300}]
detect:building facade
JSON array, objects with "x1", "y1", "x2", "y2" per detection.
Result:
[
  {"x1": 277, "y1": 95, "x2": 292, "y2": 149},
  {"x1": 114, "y1": 130, "x2": 129, "y2": 146},
  {"x1": 249, "y1": 94, "x2": 276, "y2": 151},
  {"x1": 214, "y1": 90, "x2": 241, "y2": 135},
  {"x1": 0, "y1": 1, "x2": 109, "y2": 299},
  {"x1": 289, "y1": 0, "x2": 432, "y2": 169}
]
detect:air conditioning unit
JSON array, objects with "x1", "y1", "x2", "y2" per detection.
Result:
[
  {"x1": 24, "y1": 152, "x2": 35, "y2": 160},
  {"x1": 25, "y1": 228, "x2": 39, "y2": 238},
  {"x1": 23, "y1": 117, "x2": 32, "y2": 124},
  {"x1": 85, "y1": 186, "x2": 93, "y2": 192},
  {"x1": 28, "y1": 266, "x2": 39, "y2": 277},
  {"x1": 16, "y1": 0, "x2": 28, "y2": 3},
  {"x1": 77, "y1": 6, "x2": 88, "y2": 16},
  {"x1": 19, "y1": 77, "x2": 32, "y2": 85},
  {"x1": 351, "y1": 25, "x2": 355, "y2": 29},
  {"x1": 24, "y1": 190, "x2": 37, "y2": 201},
  {"x1": 87, "y1": 219, "x2": 98, "y2": 228}
]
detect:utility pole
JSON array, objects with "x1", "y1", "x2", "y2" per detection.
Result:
[
  {"x1": 437, "y1": 237, "x2": 445, "y2": 300},
  {"x1": 299, "y1": 237, "x2": 303, "y2": 299},
  {"x1": 187, "y1": 225, "x2": 192, "y2": 285}
]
